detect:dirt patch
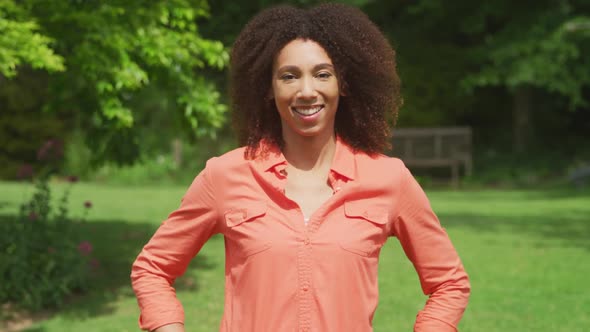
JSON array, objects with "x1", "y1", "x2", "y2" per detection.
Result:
[{"x1": 1, "y1": 303, "x2": 52, "y2": 332}]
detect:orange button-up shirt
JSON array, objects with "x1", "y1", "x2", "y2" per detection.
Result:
[{"x1": 131, "y1": 138, "x2": 470, "y2": 332}]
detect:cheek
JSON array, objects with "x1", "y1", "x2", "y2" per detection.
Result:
[
  {"x1": 273, "y1": 99, "x2": 286, "y2": 112},
  {"x1": 273, "y1": 87, "x2": 296, "y2": 104},
  {"x1": 328, "y1": 88, "x2": 341, "y2": 103},
  {"x1": 331, "y1": 88, "x2": 341, "y2": 99},
  {"x1": 273, "y1": 93, "x2": 291, "y2": 114},
  {"x1": 323, "y1": 81, "x2": 341, "y2": 99},
  {"x1": 333, "y1": 82, "x2": 342, "y2": 97}
]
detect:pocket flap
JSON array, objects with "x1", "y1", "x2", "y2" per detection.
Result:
[
  {"x1": 344, "y1": 200, "x2": 389, "y2": 225},
  {"x1": 224, "y1": 203, "x2": 267, "y2": 227}
]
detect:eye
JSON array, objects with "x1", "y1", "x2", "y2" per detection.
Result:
[
  {"x1": 280, "y1": 73, "x2": 297, "y2": 81},
  {"x1": 316, "y1": 71, "x2": 333, "y2": 80}
]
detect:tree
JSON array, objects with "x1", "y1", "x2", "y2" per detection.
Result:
[
  {"x1": 0, "y1": 1, "x2": 64, "y2": 77},
  {"x1": 459, "y1": 2, "x2": 590, "y2": 152},
  {"x1": 365, "y1": 0, "x2": 590, "y2": 153},
  {"x1": 0, "y1": 0, "x2": 228, "y2": 166}
]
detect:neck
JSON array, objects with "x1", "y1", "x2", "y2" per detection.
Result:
[{"x1": 282, "y1": 131, "x2": 336, "y2": 172}]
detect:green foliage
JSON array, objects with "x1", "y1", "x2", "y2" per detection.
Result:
[
  {"x1": 61, "y1": 129, "x2": 94, "y2": 180},
  {"x1": 0, "y1": 153, "x2": 95, "y2": 311},
  {"x1": 0, "y1": 71, "x2": 69, "y2": 180},
  {"x1": 91, "y1": 154, "x2": 185, "y2": 186},
  {"x1": 1, "y1": 0, "x2": 229, "y2": 166},
  {"x1": 0, "y1": 0, "x2": 65, "y2": 77},
  {"x1": 467, "y1": 143, "x2": 590, "y2": 188},
  {"x1": 84, "y1": 134, "x2": 236, "y2": 186},
  {"x1": 449, "y1": 2, "x2": 590, "y2": 109},
  {"x1": 2, "y1": 0, "x2": 590, "y2": 181},
  {"x1": 465, "y1": 34, "x2": 589, "y2": 108},
  {"x1": 364, "y1": 0, "x2": 590, "y2": 114}
]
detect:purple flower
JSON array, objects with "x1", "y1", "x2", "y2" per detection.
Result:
[
  {"x1": 17, "y1": 164, "x2": 34, "y2": 180},
  {"x1": 37, "y1": 139, "x2": 64, "y2": 161},
  {"x1": 89, "y1": 258, "x2": 100, "y2": 270},
  {"x1": 78, "y1": 241, "x2": 93, "y2": 255},
  {"x1": 37, "y1": 140, "x2": 53, "y2": 161},
  {"x1": 28, "y1": 212, "x2": 38, "y2": 221},
  {"x1": 84, "y1": 201, "x2": 93, "y2": 209}
]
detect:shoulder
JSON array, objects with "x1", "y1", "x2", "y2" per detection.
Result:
[
  {"x1": 187, "y1": 146, "x2": 252, "y2": 196},
  {"x1": 356, "y1": 152, "x2": 407, "y2": 175},
  {"x1": 352, "y1": 152, "x2": 413, "y2": 192},
  {"x1": 204, "y1": 146, "x2": 249, "y2": 171}
]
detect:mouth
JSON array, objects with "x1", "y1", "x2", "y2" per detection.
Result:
[{"x1": 290, "y1": 105, "x2": 324, "y2": 117}]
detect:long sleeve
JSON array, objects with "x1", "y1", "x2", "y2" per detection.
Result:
[
  {"x1": 131, "y1": 161, "x2": 220, "y2": 331},
  {"x1": 391, "y1": 167, "x2": 470, "y2": 331}
]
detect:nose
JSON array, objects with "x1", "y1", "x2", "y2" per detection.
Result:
[{"x1": 297, "y1": 77, "x2": 318, "y2": 99}]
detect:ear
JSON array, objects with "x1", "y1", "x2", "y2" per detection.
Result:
[{"x1": 339, "y1": 81, "x2": 348, "y2": 97}]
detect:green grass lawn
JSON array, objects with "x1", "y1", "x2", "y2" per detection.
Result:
[{"x1": 1, "y1": 181, "x2": 589, "y2": 331}]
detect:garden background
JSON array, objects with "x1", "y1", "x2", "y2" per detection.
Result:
[{"x1": 1, "y1": 0, "x2": 589, "y2": 331}]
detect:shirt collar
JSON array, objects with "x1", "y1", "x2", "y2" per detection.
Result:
[
  {"x1": 256, "y1": 140, "x2": 287, "y2": 173},
  {"x1": 330, "y1": 136, "x2": 355, "y2": 180},
  {"x1": 254, "y1": 136, "x2": 356, "y2": 181}
]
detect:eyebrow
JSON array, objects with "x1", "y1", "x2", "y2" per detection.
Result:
[{"x1": 276, "y1": 63, "x2": 335, "y2": 73}]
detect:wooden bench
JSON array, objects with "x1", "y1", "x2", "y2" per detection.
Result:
[
  {"x1": 569, "y1": 166, "x2": 590, "y2": 189},
  {"x1": 390, "y1": 127, "x2": 473, "y2": 187}
]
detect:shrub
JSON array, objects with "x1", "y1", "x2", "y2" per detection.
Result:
[{"x1": 0, "y1": 140, "x2": 95, "y2": 310}]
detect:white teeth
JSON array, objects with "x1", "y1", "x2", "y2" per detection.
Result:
[{"x1": 292, "y1": 106, "x2": 323, "y2": 116}]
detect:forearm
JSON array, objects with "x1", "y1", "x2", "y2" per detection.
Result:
[
  {"x1": 414, "y1": 274, "x2": 471, "y2": 331},
  {"x1": 394, "y1": 166, "x2": 471, "y2": 331},
  {"x1": 131, "y1": 267, "x2": 186, "y2": 330},
  {"x1": 153, "y1": 323, "x2": 185, "y2": 332},
  {"x1": 132, "y1": 164, "x2": 221, "y2": 330}
]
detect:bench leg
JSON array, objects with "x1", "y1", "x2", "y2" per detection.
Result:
[
  {"x1": 451, "y1": 163, "x2": 459, "y2": 189},
  {"x1": 465, "y1": 159, "x2": 473, "y2": 177}
]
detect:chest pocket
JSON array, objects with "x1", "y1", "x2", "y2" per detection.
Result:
[
  {"x1": 224, "y1": 203, "x2": 272, "y2": 257},
  {"x1": 339, "y1": 200, "x2": 390, "y2": 257}
]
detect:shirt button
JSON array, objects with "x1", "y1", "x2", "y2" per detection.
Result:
[
  {"x1": 304, "y1": 238, "x2": 310, "y2": 245},
  {"x1": 302, "y1": 285, "x2": 309, "y2": 292},
  {"x1": 301, "y1": 328, "x2": 309, "y2": 332}
]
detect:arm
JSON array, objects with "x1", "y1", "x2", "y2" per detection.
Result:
[
  {"x1": 131, "y1": 162, "x2": 220, "y2": 331},
  {"x1": 391, "y1": 167, "x2": 470, "y2": 332}
]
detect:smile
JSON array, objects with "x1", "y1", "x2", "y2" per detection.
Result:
[{"x1": 291, "y1": 105, "x2": 324, "y2": 116}]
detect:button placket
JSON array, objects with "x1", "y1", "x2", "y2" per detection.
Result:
[{"x1": 297, "y1": 232, "x2": 313, "y2": 331}]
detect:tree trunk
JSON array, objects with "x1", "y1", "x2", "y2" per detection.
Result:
[
  {"x1": 513, "y1": 86, "x2": 533, "y2": 153},
  {"x1": 172, "y1": 138, "x2": 182, "y2": 168}
]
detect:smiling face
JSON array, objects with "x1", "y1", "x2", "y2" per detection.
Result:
[{"x1": 271, "y1": 39, "x2": 340, "y2": 142}]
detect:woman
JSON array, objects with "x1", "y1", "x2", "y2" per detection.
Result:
[{"x1": 131, "y1": 3, "x2": 470, "y2": 332}]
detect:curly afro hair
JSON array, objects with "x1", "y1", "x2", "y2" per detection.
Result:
[{"x1": 230, "y1": 3, "x2": 401, "y2": 158}]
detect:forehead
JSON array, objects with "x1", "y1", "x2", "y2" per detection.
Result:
[{"x1": 274, "y1": 38, "x2": 333, "y2": 68}]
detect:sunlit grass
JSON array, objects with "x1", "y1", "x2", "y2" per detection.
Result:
[{"x1": 1, "y1": 181, "x2": 588, "y2": 331}]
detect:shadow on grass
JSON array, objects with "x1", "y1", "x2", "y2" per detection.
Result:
[
  {"x1": 0, "y1": 200, "x2": 15, "y2": 210},
  {"x1": 518, "y1": 187, "x2": 590, "y2": 199},
  {"x1": 0, "y1": 215, "x2": 219, "y2": 330},
  {"x1": 441, "y1": 209, "x2": 590, "y2": 251},
  {"x1": 432, "y1": 188, "x2": 590, "y2": 251}
]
